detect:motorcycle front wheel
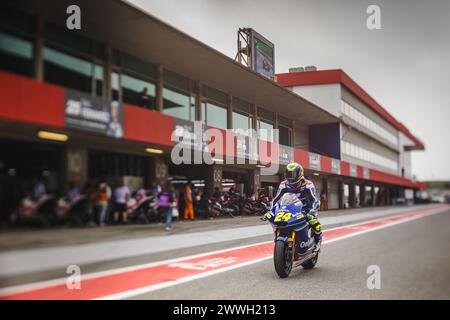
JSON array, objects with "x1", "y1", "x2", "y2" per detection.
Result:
[{"x1": 274, "y1": 241, "x2": 293, "y2": 278}]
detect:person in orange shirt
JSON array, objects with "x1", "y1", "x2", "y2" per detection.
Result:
[{"x1": 184, "y1": 181, "x2": 195, "y2": 221}]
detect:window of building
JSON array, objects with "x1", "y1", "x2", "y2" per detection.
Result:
[
  {"x1": 111, "y1": 49, "x2": 156, "y2": 108},
  {"x1": 341, "y1": 99, "x2": 398, "y2": 146},
  {"x1": 42, "y1": 22, "x2": 106, "y2": 96},
  {"x1": 341, "y1": 140, "x2": 398, "y2": 171},
  {"x1": 257, "y1": 108, "x2": 274, "y2": 142},
  {"x1": 43, "y1": 46, "x2": 93, "y2": 94},
  {"x1": 163, "y1": 87, "x2": 196, "y2": 121},
  {"x1": 203, "y1": 102, "x2": 227, "y2": 129},
  {"x1": 278, "y1": 125, "x2": 291, "y2": 146},
  {"x1": 278, "y1": 115, "x2": 292, "y2": 146},
  {"x1": 93, "y1": 64, "x2": 104, "y2": 97},
  {"x1": 163, "y1": 69, "x2": 197, "y2": 121},
  {"x1": 0, "y1": 32, "x2": 33, "y2": 77},
  {"x1": 258, "y1": 120, "x2": 273, "y2": 142},
  {"x1": 232, "y1": 111, "x2": 252, "y2": 136},
  {"x1": 111, "y1": 71, "x2": 120, "y2": 101},
  {"x1": 121, "y1": 72, "x2": 156, "y2": 108}
]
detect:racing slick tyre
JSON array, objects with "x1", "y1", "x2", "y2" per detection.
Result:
[
  {"x1": 301, "y1": 253, "x2": 319, "y2": 269},
  {"x1": 274, "y1": 241, "x2": 293, "y2": 278}
]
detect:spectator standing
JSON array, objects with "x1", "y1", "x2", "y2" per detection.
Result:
[
  {"x1": 158, "y1": 182, "x2": 176, "y2": 231},
  {"x1": 320, "y1": 190, "x2": 328, "y2": 211},
  {"x1": 213, "y1": 187, "x2": 222, "y2": 203},
  {"x1": 82, "y1": 181, "x2": 98, "y2": 227},
  {"x1": 199, "y1": 191, "x2": 212, "y2": 220},
  {"x1": 113, "y1": 182, "x2": 130, "y2": 224},
  {"x1": 96, "y1": 181, "x2": 111, "y2": 226},
  {"x1": 68, "y1": 181, "x2": 80, "y2": 201},
  {"x1": 32, "y1": 179, "x2": 46, "y2": 200},
  {"x1": 178, "y1": 188, "x2": 186, "y2": 222},
  {"x1": 184, "y1": 181, "x2": 194, "y2": 221},
  {"x1": 138, "y1": 87, "x2": 152, "y2": 109}
]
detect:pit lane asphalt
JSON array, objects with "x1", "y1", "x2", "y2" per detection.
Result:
[{"x1": 128, "y1": 207, "x2": 450, "y2": 300}]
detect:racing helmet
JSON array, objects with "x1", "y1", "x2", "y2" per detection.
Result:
[{"x1": 285, "y1": 162, "x2": 304, "y2": 187}]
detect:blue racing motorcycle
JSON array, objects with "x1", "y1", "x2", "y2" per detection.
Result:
[{"x1": 263, "y1": 193, "x2": 319, "y2": 278}]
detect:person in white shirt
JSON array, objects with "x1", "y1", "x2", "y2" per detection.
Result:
[{"x1": 113, "y1": 183, "x2": 130, "y2": 224}]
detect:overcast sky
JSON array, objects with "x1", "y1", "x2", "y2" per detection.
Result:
[{"x1": 130, "y1": 0, "x2": 450, "y2": 181}]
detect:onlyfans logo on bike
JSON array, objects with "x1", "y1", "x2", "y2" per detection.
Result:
[{"x1": 299, "y1": 237, "x2": 314, "y2": 248}]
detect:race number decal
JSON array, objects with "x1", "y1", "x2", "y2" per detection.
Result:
[{"x1": 274, "y1": 211, "x2": 292, "y2": 222}]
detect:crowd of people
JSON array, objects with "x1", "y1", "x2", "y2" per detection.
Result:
[{"x1": 8, "y1": 178, "x2": 273, "y2": 231}]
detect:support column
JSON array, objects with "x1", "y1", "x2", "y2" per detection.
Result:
[
  {"x1": 33, "y1": 16, "x2": 44, "y2": 81},
  {"x1": 338, "y1": 180, "x2": 344, "y2": 209},
  {"x1": 195, "y1": 81, "x2": 203, "y2": 121},
  {"x1": 148, "y1": 157, "x2": 169, "y2": 186},
  {"x1": 370, "y1": 185, "x2": 375, "y2": 206},
  {"x1": 104, "y1": 44, "x2": 112, "y2": 100},
  {"x1": 64, "y1": 147, "x2": 88, "y2": 192},
  {"x1": 252, "y1": 104, "x2": 258, "y2": 131},
  {"x1": 248, "y1": 169, "x2": 261, "y2": 196},
  {"x1": 206, "y1": 165, "x2": 222, "y2": 194},
  {"x1": 155, "y1": 65, "x2": 164, "y2": 112},
  {"x1": 227, "y1": 93, "x2": 233, "y2": 130},
  {"x1": 348, "y1": 183, "x2": 356, "y2": 208},
  {"x1": 360, "y1": 184, "x2": 366, "y2": 207}
]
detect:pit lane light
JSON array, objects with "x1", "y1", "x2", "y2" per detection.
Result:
[
  {"x1": 145, "y1": 148, "x2": 164, "y2": 154},
  {"x1": 37, "y1": 131, "x2": 68, "y2": 142}
]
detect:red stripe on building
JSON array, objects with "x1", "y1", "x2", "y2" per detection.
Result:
[
  {"x1": 357, "y1": 165, "x2": 364, "y2": 179},
  {"x1": 0, "y1": 71, "x2": 64, "y2": 128},
  {"x1": 340, "y1": 161, "x2": 350, "y2": 176},
  {"x1": 294, "y1": 148, "x2": 310, "y2": 169},
  {"x1": 123, "y1": 104, "x2": 174, "y2": 147},
  {"x1": 320, "y1": 156, "x2": 332, "y2": 173}
]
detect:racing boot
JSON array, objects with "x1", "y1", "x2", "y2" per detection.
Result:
[{"x1": 313, "y1": 237, "x2": 322, "y2": 253}]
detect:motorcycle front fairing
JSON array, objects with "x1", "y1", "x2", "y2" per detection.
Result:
[{"x1": 265, "y1": 200, "x2": 313, "y2": 256}]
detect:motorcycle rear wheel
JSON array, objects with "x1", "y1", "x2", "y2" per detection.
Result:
[{"x1": 274, "y1": 241, "x2": 293, "y2": 278}]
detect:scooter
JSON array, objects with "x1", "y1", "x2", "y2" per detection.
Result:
[{"x1": 263, "y1": 193, "x2": 319, "y2": 278}]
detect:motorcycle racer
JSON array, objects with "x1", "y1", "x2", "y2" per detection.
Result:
[{"x1": 272, "y1": 162, "x2": 322, "y2": 252}]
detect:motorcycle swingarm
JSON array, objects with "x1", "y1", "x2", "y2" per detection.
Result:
[{"x1": 293, "y1": 251, "x2": 317, "y2": 268}]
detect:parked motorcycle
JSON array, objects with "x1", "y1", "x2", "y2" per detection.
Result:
[
  {"x1": 55, "y1": 194, "x2": 88, "y2": 225},
  {"x1": 253, "y1": 197, "x2": 271, "y2": 216},
  {"x1": 11, "y1": 194, "x2": 56, "y2": 226},
  {"x1": 210, "y1": 197, "x2": 236, "y2": 218},
  {"x1": 127, "y1": 192, "x2": 159, "y2": 224},
  {"x1": 263, "y1": 193, "x2": 319, "y2": 278}
]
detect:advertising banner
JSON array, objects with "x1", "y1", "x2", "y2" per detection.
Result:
[
  {"x1": 65, "y1": 89, "x2": 124, "y2": 138},
  {"x1": 309, "y1": 153, "x2": 321, "y2": 171},
  {"x1": 363, "y1": 167, "x2": 370, "y2": 179},
  {"x1": 331, "y1": 158, "x2": 341, "y2": 175},
  {"x1": 279, "y1": 145, "x2": 294, "y2": 166},
  {"x1": 172, "y1": 118, "x2": 208, "y2": 152},
  {"x1": 350, "y1": 164, "x2": 358, "y2": 177}
]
